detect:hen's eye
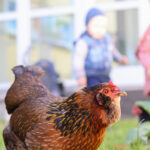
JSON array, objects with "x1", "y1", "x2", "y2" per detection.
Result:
[{"x1": 104, "y1": 89, "x2": 109, "y2": 94}]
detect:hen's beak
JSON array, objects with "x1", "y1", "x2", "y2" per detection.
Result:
[{"x1": 117, "y1": 91, "x2": 127, "y2": 96}]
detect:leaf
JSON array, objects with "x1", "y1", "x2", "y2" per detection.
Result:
[
  {"x1": 146, "y1": 132, "x2": 150, "y2": 138},
  {"x1": 139, "y1": 122, "x2": 150, "y2": 139},
  {"x1": 126, "y1": 128, "x2": 138, "y2": 144},
  {"x1": 127, "y1": 122, "x2": 150, "y2": 144},
  {"x1": 136, "y1": 101, "x2": 150, "y2": 114}
]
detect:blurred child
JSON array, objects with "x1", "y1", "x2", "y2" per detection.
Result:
[
  {"x1": 73, "y1": 8, "x2": 127, "y2": 86},
  {"x1": 135, "y1": 26, "x2": 150, "y2": 97},
  {"x1": 132, "y1": 26, "x2": 150, "y2": 122}
]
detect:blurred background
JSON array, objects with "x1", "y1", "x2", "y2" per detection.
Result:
[{"x1": 0, "y1": 0, "x2": 150, "y2": 120}]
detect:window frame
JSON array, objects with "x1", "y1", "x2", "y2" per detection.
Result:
[{"x1": 0, "y1": 0, "x2": 149, "y2": 90}]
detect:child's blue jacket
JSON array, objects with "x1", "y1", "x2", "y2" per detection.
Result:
[{"x1": 75, "y1": 31, "x2": 120, "y2": 77}]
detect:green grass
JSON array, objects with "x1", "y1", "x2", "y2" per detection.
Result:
[
  {"x1": 0, "y1": 121, "x2": 6, "y2": 150},
  {"x1": 98, "y1": 119, "x2": 146, "y2": 150},
  {"x1": 0, "y1": 119, "x2": 145, "y2": 150}
]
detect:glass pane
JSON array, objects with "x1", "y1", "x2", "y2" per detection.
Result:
[
  {"x1": 0, "y1": 20, "x2": 17, "y2": 83},
  {"x1": 106, "y1": 9, "x2": 138, "y2": 65},
  {"x1": 28, "y1": 15, "x2": 74, "y2": 78},
  {"x1": 31, "y1": 0, "x2": 72, "y2": 9},
  {"x1": 0, "y1": 0, "x2": 16, "y2": 12},
  {"x1": 96, "y1": 0, "x2": 130, "y2": 2},
  {"x1": 96, "y1": 0, "x2": 115, "y2": 2}
]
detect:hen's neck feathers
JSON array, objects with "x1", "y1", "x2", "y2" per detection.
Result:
[{"x1": 46, "y1": 90, "x2": 109, "y2": 138}]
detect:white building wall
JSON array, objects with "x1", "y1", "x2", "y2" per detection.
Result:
[{"x1": 0, "y1": 0, "x2": 150, "y2": 92}]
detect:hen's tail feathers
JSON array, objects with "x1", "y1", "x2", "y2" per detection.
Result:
[{"x1": 5, "y1": 65, "x2": 46, "y2": 114}]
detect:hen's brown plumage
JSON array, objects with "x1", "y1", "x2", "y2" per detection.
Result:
[{"x1": 3, "y1": 65, "x2": 127, "y2": 150}]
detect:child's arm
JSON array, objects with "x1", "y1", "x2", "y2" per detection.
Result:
[
  {"x1": 73, "y1": 40, "x2": 88, "y2": 86},
  {"x1": 106, "y1": 34, "x2": 128, "y2": 65},
  {"x1": 112, "y1": 47, "x2": 128, "y2": 65}
]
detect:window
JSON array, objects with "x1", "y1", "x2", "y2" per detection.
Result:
[
  {"x1": 96, "y1": 0, "x2": 130, "y2": 2},
  {"x1": 0, "y1": 21, "x2": 17, "y2": 82},
  {"x1": 0, "y1": 0, "x2": 149, "y2": 87},
  {"x1": 116, "y1": 9, "x2": 138, "y2": 64},
  {"x1": 106, "y1": 9, "x2": 138, "y2": 65},
  {"x1": 32, "y1": 15, "x2": 74, "y2": 46},
  {"x1": 25, "y1": 15, "x2": 74, "y2": 78},
  {"x1": 31, "y1": 0, "x2": 72, "y2": 9},
  {"x1": 96, "y1": 0, "x2": 115, "y2": 2},
  {"x1": 0, "y1": 0, "x2": 16, "y2": 12}
]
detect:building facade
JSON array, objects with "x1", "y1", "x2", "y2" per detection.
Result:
[{"x1": 0, "y1": 0, "x2": 150, "y2": 91}]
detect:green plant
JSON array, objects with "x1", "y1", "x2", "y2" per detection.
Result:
[
  {"x1": 99, "y1": 119, "x2": 137, "y2": 150},
  {"x1": 127, "y1": 121, "x2": 150, "y2": 150},
  {"x1": 127, "y1": 101, "x2": 150, "y2": 150},
  {"x1": 136, "y1": 101, "x2": 150, "y2": 114},
  {"x1": 0, "y1": 121, "x2": 6, "y2": 150}
]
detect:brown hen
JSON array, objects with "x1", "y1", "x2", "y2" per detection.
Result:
[{"x1": 3, "y1": 65, "x2": 127, "y2": 150}]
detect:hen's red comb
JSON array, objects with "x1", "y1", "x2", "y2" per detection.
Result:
[{"x1": 109, "y1": 81, "x2": 120, "y2": 91}]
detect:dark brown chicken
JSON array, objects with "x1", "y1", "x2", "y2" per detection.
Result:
[{"x1": 3, "y1": 65, "x2": 127, "y2": 150}]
